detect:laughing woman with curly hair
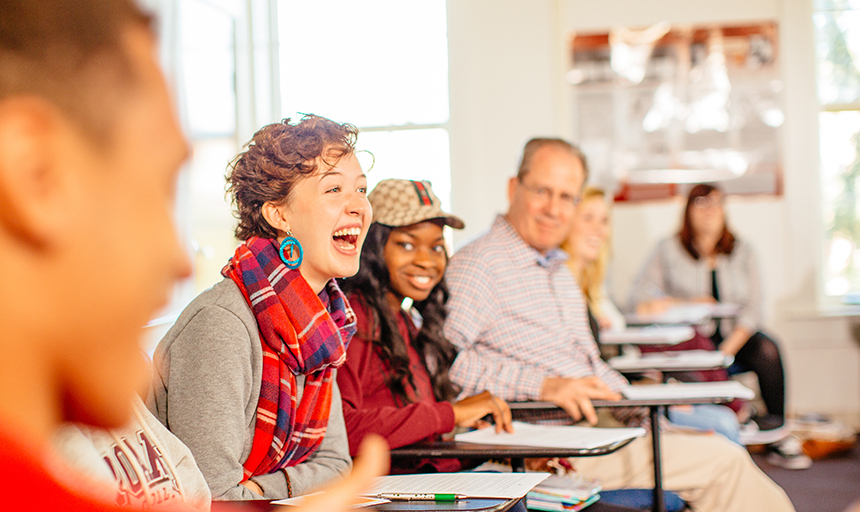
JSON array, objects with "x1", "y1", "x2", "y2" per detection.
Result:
[{"x1": 148, "y1": 115, "x2": 371, "y2": 499}]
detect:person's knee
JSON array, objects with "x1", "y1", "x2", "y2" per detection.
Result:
[
  {"x1": 714, "y1": 415, "x2": 742, "y2": 444},
  {"x1": 750, "y1": 332, "x2": 782, "y2": 363}
]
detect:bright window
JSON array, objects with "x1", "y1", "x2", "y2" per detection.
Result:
[
  {"x1": 277, "y1": 0, "x2": 451, "y2": 206},
  {"x1": 814, "y1": 0, "x2": 860, "y2": 297},
  {"x1": 144, "y1": 0, "x2": 452, "y2": 332}
]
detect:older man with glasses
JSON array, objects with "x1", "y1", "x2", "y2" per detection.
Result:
[{"x1": 443, "y1": 137, "x2": 794, "y2": 512}]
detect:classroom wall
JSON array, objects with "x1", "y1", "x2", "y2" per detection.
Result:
[{"x1": 447, "y1": 0, "x2": 860, "y2": 426}]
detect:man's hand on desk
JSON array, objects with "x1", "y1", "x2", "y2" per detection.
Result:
[
  {"x1": 453, "y1": 390, "x2": 515, "y2": 433},
  {"x1": 540, "y1": 376, "x2": 622, "y2": 425}
]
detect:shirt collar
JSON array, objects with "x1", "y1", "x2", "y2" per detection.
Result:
[{"x1": 491, "y1": 215, "x2": 569, "y2": 271}]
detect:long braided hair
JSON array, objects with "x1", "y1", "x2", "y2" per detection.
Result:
[{"x1": 339, "y1": 223, "x2": 461, "y2": 405}]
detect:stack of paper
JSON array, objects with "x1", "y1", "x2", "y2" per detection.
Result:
[{"x1": 527, "y1": 474, "x2": 601, "y2": 512}]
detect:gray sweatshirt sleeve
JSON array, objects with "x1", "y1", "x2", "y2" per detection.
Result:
[{"x1": 156, "y1": 304, "x2": 264, "y2": 500}]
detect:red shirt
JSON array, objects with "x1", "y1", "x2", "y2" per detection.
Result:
[
  {"x1": 337, "y1": 294, "x2": 459, "y2": 473},
  {"x1": 0, "y1": 423, "x2": 140, "y2": 512}
]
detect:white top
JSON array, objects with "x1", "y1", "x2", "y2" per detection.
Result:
[{"x1": 628, "y1": 236, "x2": 763, "y2": 336}]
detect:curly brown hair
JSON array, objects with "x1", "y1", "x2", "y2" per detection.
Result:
[{"x1": 226, "y1": 115, "x2": 359, "y2": 240}]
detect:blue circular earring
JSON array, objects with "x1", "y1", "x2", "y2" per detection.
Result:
[{"x1": 279, "y1": 231, "x2": 303, "y2": 270}]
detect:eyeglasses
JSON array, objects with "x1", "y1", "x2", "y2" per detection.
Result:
[
  {"x1": 692, "y1": 195, "x2": 723, "y2": 209},
  {"x1": 518, "y1": 180, "x2": 582, "y2": 210}
]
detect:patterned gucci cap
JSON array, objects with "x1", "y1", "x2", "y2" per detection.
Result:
[{"x1": 368, "y1": 179, "x2": 465, "y2": 229}]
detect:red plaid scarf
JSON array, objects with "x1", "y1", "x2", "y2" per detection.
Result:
[{"x1": 222, "y1": 236, "x2": 355, "y2": 479}]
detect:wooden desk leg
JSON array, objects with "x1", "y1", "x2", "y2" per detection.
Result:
[
  {"x1": 511, "y1": 457, "x2": 525, "y2": 472},
  {"x1": 650, "y1": 405, "x2": 665, "y2": 512}
]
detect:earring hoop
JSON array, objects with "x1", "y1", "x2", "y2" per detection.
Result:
[{"x1": 279, "y1": 232, "x2": 303, "y2": 270}]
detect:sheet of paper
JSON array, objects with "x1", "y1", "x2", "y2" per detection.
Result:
[
  {"x1": 365, "y1": 472, "x2": 549, "y2": 499},
  {"x1": 621, "y1": 381, "x2": 755, "y2": 400},
  {"x1": 271, "y1": 493, "x2": 388, "y2": 508},
  {"x1": 454, "y1": 421, "x2": 646, "y2": 450},
  {"x1": 599, "y1": 325, "x2": 695, "y2": 345},
  {"x1": 608, "y1": 349, "x2": 729, "y2": 370}
]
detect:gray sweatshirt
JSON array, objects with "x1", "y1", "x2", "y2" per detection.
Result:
[
  {"x1": 147, "y1": 279, "x2": 351, "y2": 501},
  {"x1": 53, "y1": 396, "x2": 211, "y2": 510}
]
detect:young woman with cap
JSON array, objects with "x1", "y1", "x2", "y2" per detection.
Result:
[{"x1": 337, "y1": 179, "x2": 514, "y2": 473}]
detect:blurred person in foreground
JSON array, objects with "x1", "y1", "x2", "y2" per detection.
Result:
[{"x1": 0, "y1": 0, "x2": 386, "y2": 510}]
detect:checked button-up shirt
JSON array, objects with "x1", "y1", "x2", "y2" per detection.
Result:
[{"x1": 444, "y1": 215, "x2": 628, "y2": 402}]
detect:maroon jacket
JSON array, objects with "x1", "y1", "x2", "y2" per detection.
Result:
[{"x1": 337, "y1": 294, "x2": 460, "y2": 473}]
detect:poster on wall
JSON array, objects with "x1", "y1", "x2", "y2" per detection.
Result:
[{"x1": 569, "y1": 22, "x2": 782, "y2": 201}]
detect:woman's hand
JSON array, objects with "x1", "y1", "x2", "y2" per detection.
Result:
[
  {"x1": 717, "y1": 327, "x2": 752, "y2": 357},
  {"x1": 452, "y1": 391, "x2": 514, "y2": 433},
  {"x1": 636, "y1": 297, "x2": 677, "y2": 315},
  {"x1": 596, "y1": 314, "x2": 613, "y2": 331},
  {"x1": 240, "y1": 479, "x2": 263, "y2": 496},
  {"x1": 297, "y1": 435, "x2": 389, "y2": 511}
]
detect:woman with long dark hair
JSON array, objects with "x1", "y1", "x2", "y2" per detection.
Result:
[
  {"x1": 337, "y1": 179, "x2": 513, "y2": 473},
  {"x1": 629, "y1": 183, "x2": 810, "y2": 469}
]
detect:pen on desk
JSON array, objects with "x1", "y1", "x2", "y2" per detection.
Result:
[{"x1": 376, "y1": 493, "x2": 466, "y2": 501}]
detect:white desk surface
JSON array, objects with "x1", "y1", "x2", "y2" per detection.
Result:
[
  {"x1": 599, "y1": 325, "x2": 695, "y2": 345},
  {"x1": 608, "y1": 349, "x2": 733, "y2": 371},
  {"x1": 624, "y1": 303, "x2": 740, "y2": 326}
]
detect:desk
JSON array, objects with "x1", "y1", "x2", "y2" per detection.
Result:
[
  {"x1": 598, "y1": 326, "x2": 695, "y2": 346},
  {"x1": 217, "y1": 498, "x2": 644, "y2": 512},
  {"x1": 509, "y1": 397, "x2": 729, "y2": 512},
  {"x1": 624, "y1": 303, "x2": 740, "y2": 327},
  {"x1": 607, "y1": 350, "x2": 733, "y2": 373},
  {"x1": 217, "y1": 497, "x2": 520, "y2": 512},
  {"x1": 390, "y1": 437, "x2": 636, "y2": 472}
]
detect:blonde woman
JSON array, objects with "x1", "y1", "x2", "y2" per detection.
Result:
[
  {"x1": 560, "y1": 187, "x2": 626, "y2": 333},
  {"x1": 561, "y1": 187, "x2": 742, "y2": 446}
]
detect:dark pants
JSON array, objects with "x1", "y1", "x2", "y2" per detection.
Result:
[{"x1": 714, "y1": 331, "x2": 786, "y2": 419}]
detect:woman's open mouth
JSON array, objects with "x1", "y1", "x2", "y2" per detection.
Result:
[{"x1": 332, "y1": 227, "x2": 361, "y2": 251}]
